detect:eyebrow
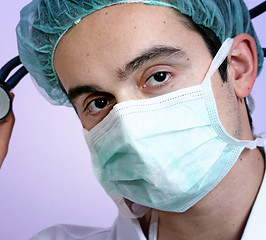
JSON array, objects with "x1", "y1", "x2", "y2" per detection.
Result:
[
  {"x1": 117, "y1": 45, "x2": 187, "y2": 80},
  {"x1": 67, "y1": 45, "x2": 186, "y2": 101},
  {"x1": 68, "y1": 85, "x2": 101, "y2": 101}
]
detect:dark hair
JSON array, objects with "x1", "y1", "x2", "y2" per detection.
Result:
[{"x1": 182, "y1": 15, "x2": 253, "y2": 130}]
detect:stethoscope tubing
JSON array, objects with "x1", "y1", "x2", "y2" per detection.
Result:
[
  {"x1": 0, "y1": 56, "x2": 28, "y2": 122},
  {"x1": 250, "y1": 1, "x2": 266, "y2": 19},
  {"x1": 0, "y1": 56, "x2": 28, "y2": 91}
]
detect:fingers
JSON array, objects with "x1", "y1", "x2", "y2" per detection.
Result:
[{"x1": 0, "y1": 93, "x2": 15, "y2": 168}]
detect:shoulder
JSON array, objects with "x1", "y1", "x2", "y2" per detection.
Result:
[{"x1": 30, "y1": 224, "x2": 112, "y2": 240}]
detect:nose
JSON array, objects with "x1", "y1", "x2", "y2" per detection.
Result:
[{"x1": 115, "y1": 86, "x2": 144, "y2": 104}]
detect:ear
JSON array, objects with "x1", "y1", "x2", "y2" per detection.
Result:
[{"x1": 227, "y1": 34, "x2": 258, "y2": 98}]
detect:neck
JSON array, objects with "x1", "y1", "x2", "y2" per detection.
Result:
[{"x1": 140, "y1": 148, "x2": 265, "y2": 240}]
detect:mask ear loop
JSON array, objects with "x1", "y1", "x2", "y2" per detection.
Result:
[
  {"x1": 148, "y1": 210, "x2": 159, "y2": 240},
  {"x1": 204, "y1": 38, "x2": 234, "y2": 81},
  {"x1": 204, "y1": 0, "x2": 266, "y2": 78}
]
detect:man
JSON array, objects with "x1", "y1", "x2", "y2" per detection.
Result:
[{"x1": 1, "y1": 0, "x2": 265, "y2": 239}]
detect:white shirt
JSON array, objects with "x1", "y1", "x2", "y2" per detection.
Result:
[
  {"x1": 241, "y1": 159, "x2": 266, "y2": 240},
  {"x1": 31, "y1": 164, "x2": 266, "y2": 240}
]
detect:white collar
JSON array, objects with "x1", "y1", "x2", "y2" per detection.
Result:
[{"x1": 241, "y1": 144, "x2": 266, "y2": 239}]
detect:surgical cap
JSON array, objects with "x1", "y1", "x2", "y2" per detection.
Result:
[{"x1": 16, "y1": 0, "x2": 264, "y2": 107}]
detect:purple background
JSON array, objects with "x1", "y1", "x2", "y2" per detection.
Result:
[{"x1": 0, "y1": 1, "x2": 265, "y2": 239}]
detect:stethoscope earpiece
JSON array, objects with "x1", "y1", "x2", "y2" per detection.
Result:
[
  {"x1": 0, "y1": 56, "x2": 28, "y2": 122},
  {"x1": 0, "y1": 84, "x2": 12, "y2": 122}
]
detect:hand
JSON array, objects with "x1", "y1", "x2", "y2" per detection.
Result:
[{"x1": 0, "y1": 93, "x2": 15, "y2": 168}]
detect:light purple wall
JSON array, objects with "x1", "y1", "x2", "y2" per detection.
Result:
[{"x1": 0, "y1": 0, "x2": 265, "y2": 239}]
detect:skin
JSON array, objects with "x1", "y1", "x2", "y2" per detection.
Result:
[{"x1": 50, "y1": 3, "x2": 265, "y2": 240}]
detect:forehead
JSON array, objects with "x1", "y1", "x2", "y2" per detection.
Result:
[
  {"x1": 56, "y1": 3, "x2": 190, "y2": 51},
  {"x1": 54, "y1": 3, "x2": 205, "y2": 88}
]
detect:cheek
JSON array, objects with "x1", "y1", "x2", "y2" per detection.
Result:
[
  {"x1": 78, "y1": 114, "x2": 95, "y2": 131},
  {"x1": 211, "y1": 74, "x2": 241, "y2": 138}
]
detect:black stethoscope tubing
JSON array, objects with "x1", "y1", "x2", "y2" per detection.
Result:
[
  {"x1": 0, "y1": 56, "x2": 27, "y2": 122},
  {"x1": 0, "y1": 56, "x2": 28, "y2": 91},
  {"x1": 250, "y1": 1, "x2": 266, "y2": 19}
]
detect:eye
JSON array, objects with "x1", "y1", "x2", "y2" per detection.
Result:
[
  {"x1": 144, "y1": 72, "x2": 171, "y2": 88},
  {"x1": 85, "y1": 97, "x2": 113, "y2": 114}
]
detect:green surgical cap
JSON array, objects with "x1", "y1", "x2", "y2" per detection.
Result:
[{"x1": 16, "y1": 0, "x2": 264, "y2": 107}]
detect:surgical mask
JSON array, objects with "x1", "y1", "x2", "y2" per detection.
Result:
[{"x1": 83, "y1": 38, "x2": 264, "y2": 214}]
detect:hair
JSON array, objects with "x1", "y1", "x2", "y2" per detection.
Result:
[{"x1": 181, "y1": 14, "x2": 253, "y2": 130}]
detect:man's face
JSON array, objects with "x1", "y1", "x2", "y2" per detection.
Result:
[{"x1": 54, "y1": 3, "x2": 241, "y2": 137}]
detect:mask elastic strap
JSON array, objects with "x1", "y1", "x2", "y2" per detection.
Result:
[
  {"x1": 246, "y1": 137, "x2": 265, "y2": 150},
  {"x1": 113, "y1": 198, "x2": 150, "y2": 218},
  {"x1": 204, "y1": 38, "x2": 234, "y2": 80},
  {"x1": 148, "y1": 209, "x2": 158, "y2": 240}
]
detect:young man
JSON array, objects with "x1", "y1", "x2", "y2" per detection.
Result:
[{"x1": 1, "y1": 0, "x2": 265, "y2": 239}]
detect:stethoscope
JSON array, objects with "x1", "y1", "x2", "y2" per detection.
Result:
[
  {"x1": 0, "y1": 1, "x2": 265, "y2": 122},
  {"x1": 0, "y1": 57, "x2": 27, "y2": 121}
]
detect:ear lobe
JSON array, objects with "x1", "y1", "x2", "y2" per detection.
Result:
[{"x1": 227, "y1": 34, "x2": 258, "y2": 98}]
